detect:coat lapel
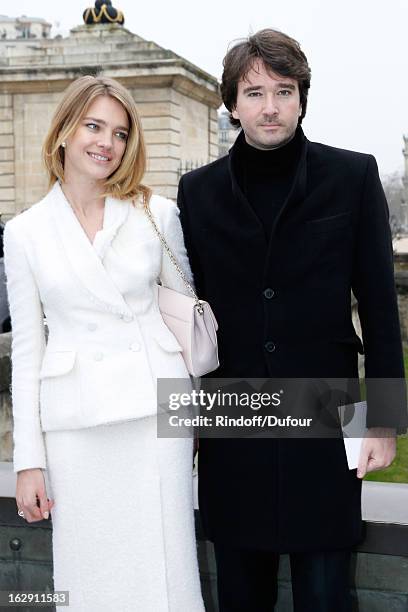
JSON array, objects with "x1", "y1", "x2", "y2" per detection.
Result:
[
  {"x1": 262, "y1": 133, "x2": 308, "y2": 283},
  {"x1": 46, "y1": 181, "x2": 133, "y2": 317},
  {"x1": 269, "y1": 130, "x2": 308, "y2": 235},
  {"x1": 228, "y1": 128, "x2": 308, "y2": 245},
  {"x1": 229, "y1": 131, "x2": 268, "y2": 250},
  {"x1": 229, "y1": 128, "x2": 309, "y2": 283}
]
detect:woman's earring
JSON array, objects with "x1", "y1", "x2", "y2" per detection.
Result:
[{"x1": 61, "y1": 141, "x2": 66, "y2": 148}]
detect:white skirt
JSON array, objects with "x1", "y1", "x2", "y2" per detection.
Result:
[{"x1": 45, "y1": 416, "x2": 204, "y2": 612}]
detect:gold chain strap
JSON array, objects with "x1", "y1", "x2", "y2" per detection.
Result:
[{"x1": 145, "y1": 203, "x2": 204, "y2": 315}]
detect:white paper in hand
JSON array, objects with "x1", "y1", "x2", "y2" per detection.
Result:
[{"x1": 338, "y1": 401, "x2": 368, "y2": 470}]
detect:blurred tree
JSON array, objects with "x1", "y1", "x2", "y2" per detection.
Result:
[{"x1": 382, "y1": 171, "x2": 405, "y2": 238}]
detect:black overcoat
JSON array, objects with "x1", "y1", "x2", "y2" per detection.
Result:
[{"x1": 177, "y1": 129, "x2": 407, "y2": 552}]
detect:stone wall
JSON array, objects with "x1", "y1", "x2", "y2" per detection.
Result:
[
  {"x1": 0, "y1": 94, "x2": 15, "y2": 218},
  {"x1": 129, "y1": 87, "x2": 218, "y2": 201},
  {"x1": 0, "y1": 86, "x2": 217, "y2": 212},
  {"x1": 13, "y1": 92, "x2": 61, "y2": 212},
  {"x1": 0, "y1": 333, "x2": 12, "y2": 462},
  {"x1": 178, "y1": 94, "x2": 218, "y2": 165},
  {"x1": 0, "y1": 24, "x2": 221, "y2": 217}
]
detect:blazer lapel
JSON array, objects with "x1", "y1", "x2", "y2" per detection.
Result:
[
  {"x1": 46, "y1": 182, "x2": 133, "y2": 317},
  {"x1": 93, "y1": 194, "x2": 131, "y2": 261}
]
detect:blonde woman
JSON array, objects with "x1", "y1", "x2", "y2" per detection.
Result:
[{"x1": 5, "y1": 76, "x2": 204, "y2": 611}]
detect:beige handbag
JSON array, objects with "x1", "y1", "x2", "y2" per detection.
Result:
[{"x1": 145, "y1": 204, "x2": 219, "y2": 377}]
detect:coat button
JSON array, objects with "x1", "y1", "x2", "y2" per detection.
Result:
[
  {"x1": 94, "y1": 352, "x2": 104, "y2": 361},
  {"x1": 87, "y1": 323, "x2": 98, "y2": 332},
  {"x1": 264, "y1": 341, "x2": 276, "y2": 353},
  {"x1": 263, "y1": 288, "x2": 275, "y2": 299},
  {"x1": 129, "y1": 342, "x2": 141, "y2": 352}
]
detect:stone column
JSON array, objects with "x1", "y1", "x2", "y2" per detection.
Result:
[{"x1": 0, "y1": 94, "x2": 15, "y2": 218}]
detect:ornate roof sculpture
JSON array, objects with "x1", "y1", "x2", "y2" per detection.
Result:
[{"x1": 83, "y1": 1, "x2": 124, "y2": 25}]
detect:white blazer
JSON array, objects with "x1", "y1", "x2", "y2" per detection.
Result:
[{"x1": 4, "y1": 182, "x2": 193, "y2": 472}]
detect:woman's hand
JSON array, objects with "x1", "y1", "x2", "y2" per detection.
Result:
[{"x1": 16, "y1": 468, "x2": 54, "y2": 522}]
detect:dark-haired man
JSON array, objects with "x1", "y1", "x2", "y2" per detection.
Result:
[{"x1": 178, "y1": 29, "x2": 407, "y2": 611}]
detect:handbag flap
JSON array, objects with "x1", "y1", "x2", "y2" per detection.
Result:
[{"x1": 158, "y1": 285, "x2": 195, "y2": 324}]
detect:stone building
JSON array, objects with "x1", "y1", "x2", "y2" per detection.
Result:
[
  {"x1": 0, "y1": 15, "x2": 52, "y2": 40},
  {"x1": 218, "y1": 109, "x2": 239, "y2": 157},
  {"x1": 0, "y1": 6, "x2": 220, "y2": 219}
]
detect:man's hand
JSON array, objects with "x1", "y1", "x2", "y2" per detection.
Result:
[{"x1": 357, "y1": 428, "x2": 397, "y2": 479}]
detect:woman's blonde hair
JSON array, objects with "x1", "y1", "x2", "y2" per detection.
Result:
[{"x1": 42, "y1": 75, "x2": 151, "y2": 203}]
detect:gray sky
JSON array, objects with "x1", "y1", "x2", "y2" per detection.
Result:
[{"x1": 4, "y1": 0, "x2": 408, "y2": 176}]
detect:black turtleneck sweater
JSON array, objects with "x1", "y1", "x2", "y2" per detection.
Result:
[{"x1": 235, "y1": 127, "x2": 303, "y2": 240}]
